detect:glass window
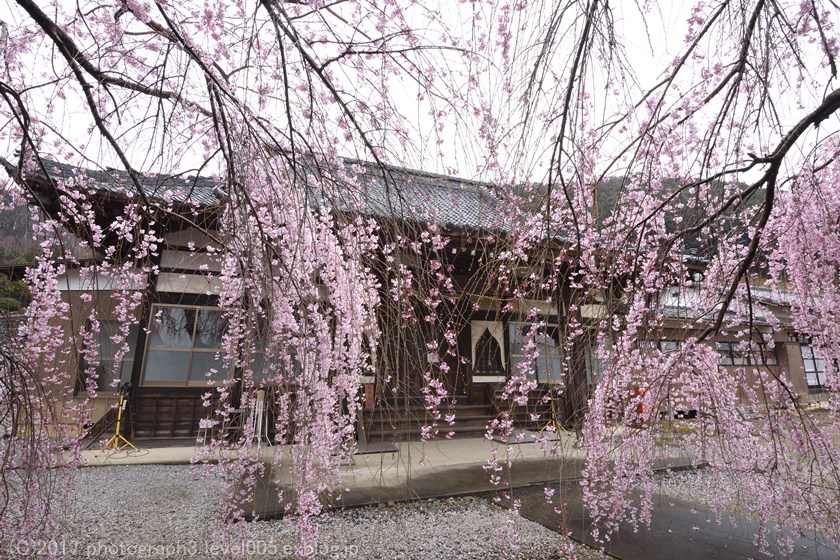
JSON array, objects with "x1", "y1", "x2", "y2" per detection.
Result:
[
  {"x1": 143, "y1": 350, "x2": 191, "y2": 382},
  {"x1": 194, "y1": 309, "x2": 227, "y2": 348},
  {"x1": 585, "y1": 336, "x2": 612, "y2": 382},
  {"x1": 80, "y1": 322, "x2": 139, "y2": 392},
  {"x1": 585, "y1": 343, "x2": 602, "y2": 382},
  {"x1": 659, "y1": 341, "x2": 679, "y2": 352},
  {"x1": 250, "y1": 351, "x2": 266, "y2": 381},
  {"x1": 247, "y1": 316, "x2": 269, "y2": 382},
  {"x1": 717, "y1": 342, "x2": 749, "y2": 365},
  {"x1": 143, "y1": 304, "x2": 229, "y2": 386},
  {"x1": 717, "y1": 342, "x2": 734, "y2": 366},
  {"x1": 801, "y1": 344, "x2": 825, "y2": 388},
  {"x1": 752, "y1": 348, "x2": 778, "y2": 366},
  {"x1": 189, "y1": 351, "x2": 226, "y2": 382},
  {"x1": 717, "y1": 341, "x2": 778, "y2": 367},
  {"x1": 509, "y1": 322, "x2": 563, "y2": 384},
  {"x1": 642, "y1": 340, "x2": 679, "y2": 352},
  {"x1": 243, "y1": 317, "x2": 303, "y2": 384},
  {"x1": 148, "y1": 307, "x2": 195, "y2": 348}
]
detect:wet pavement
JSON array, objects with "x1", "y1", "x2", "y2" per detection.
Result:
[
  {"x1": 506, "y1": 482, "x2": 839, "y2": 560},
  {"x1": 248, "y1": 449, "x2": 692, "y2": 520}
]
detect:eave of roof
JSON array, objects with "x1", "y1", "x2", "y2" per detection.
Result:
[{"x1": 0, "y1": 157, "x2": 220, "y2": 208}]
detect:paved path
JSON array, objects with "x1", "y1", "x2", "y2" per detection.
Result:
[
  {"x1": 245, "y1": 435, "x2": 692, "y2": 519},
  {"x1": 508, "y1": 483, "x2": 839, "y2": 560}
]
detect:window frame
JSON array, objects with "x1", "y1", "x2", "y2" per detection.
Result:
[
  {"x1": 801, "y1": 344, "x2": 825, "y2": 388},
  {"x1": 716, "y1": 341, "x2": 778, "y2": 367},
  {"x1": 141, "y1": 303, "x2": 229, "y2": 387},
  {"x1": 508, "y1": 321, "x2": 564, "y2": 384}
]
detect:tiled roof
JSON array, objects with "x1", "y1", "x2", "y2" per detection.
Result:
[
  {"x1": 315, "y1": 160, "x2": 503, "y2": 231},
  {"x1": 1, "y1": 157, "x2": 220, "y2": 208},
  {"x1": 2, "y1": 157, "x2": 503, "y2": 231}
]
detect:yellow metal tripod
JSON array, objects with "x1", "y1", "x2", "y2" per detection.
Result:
[
  {"x1": 96, "y1": 390, "x2": 138, "y2": 455},
  {"x1": 539, "y1": 393, "x2": 569, "y2": 436}
]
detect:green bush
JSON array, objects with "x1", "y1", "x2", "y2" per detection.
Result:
[{"x1": 0, "y1": 297, "x2": 22, "y2": 312}]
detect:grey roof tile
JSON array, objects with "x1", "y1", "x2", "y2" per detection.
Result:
[
  {"x1": 5, "y1": 157, "x2": 504, "y2": 231},
  {"x1": 2, "y1": 158, "x2": 219, "y2": 208},
  {"x1": 324, "y1": 161, "x2": 503, "y2": 230}
]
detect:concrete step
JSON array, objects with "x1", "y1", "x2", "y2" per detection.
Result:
[{"x1": 364, "y1": 420, "x2": 495, "y2": 442}]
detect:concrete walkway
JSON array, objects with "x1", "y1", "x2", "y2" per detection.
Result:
[
  {"x1": 79, "y1": 442, "x2": 204, "y2": 466},
  {"x1": 78, "y1": 431, "x2": 587, "y2": 468},
  {"x1": 249, "y1": 434, "x2": 694, "y2": 519},
  {"x1": 79, "y1": 433, "x2": 695, "y2": 521}
]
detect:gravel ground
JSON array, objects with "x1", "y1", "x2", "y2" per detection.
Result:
[{"x1": 34, "y1": 465, "x2": 609, "y2": 560}]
